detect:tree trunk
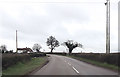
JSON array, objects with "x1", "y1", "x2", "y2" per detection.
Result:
[
  {"x1": 69, "y1": 48, "x2": 73, "y2": 55},
  {"x1": 51, "y1": 48, "x2": 54, "y2": 53},
  {"x1": 2, "y1": 50, "x2": 4, "y2": 53},
  {"x1": 36, "y1": 49, "x2": 40, "y2": 53}
]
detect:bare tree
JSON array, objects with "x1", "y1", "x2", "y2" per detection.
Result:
[
  {"x1": 32, "y1": 44, "x2": 42, "y2": 52},
  {"x1": 46, "y1": 36, "x2": 59, "y2": 53},
  {"x1": 0, "y1": 45, "x2": 7, "y2": 53},
  {"x1": 64, "y1": 40, "x2": 83, "y2": 54}
]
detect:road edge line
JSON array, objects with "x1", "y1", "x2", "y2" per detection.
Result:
[{"x1": 72, "y1": 66, "x2": 79, "y2": 74}]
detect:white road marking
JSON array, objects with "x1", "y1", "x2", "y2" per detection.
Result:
[
  {"x1": 68, "y1": 63, "x2": 71, "y2": 66},
  {"x1": 72, "y1": 66, "x2": 79, "y2": 74}
]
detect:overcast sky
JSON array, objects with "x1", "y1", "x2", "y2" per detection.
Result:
[{"x1": 0, "y1": 0, "x2": 119, "y2": 53}]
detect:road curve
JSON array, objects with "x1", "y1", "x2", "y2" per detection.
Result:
[{"x1": 32, "y1": 54, "x2": 118, "y2": 75}]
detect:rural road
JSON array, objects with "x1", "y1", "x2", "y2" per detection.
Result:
[{"x1": 32, "y1": 54, "x2": 118, "y2": 75}]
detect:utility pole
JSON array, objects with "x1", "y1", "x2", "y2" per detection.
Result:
[
  {"x1": 118, "y1": 1, "x2": 120, "y2": 52},
  {"x1": 105, "y1": 0, "x2": 110, "y2": 53},
  {"x1": 16, "y1": 30, "x2": 18, "y2": 53}
]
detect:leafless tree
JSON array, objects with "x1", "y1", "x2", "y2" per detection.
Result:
[
  {"x1": 64, "y1": 40, "x2": 83, "y2": 54},
  {"x1": 32, "y1": 43, "x2": 42, "y2": 52},
  {"x1": 0, "y1": 45, "x2": 7, "y2": 53}
]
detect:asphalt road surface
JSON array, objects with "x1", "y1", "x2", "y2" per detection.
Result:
[{"x1": 32, "y1": 54, "x2": 118, "y2": 75}]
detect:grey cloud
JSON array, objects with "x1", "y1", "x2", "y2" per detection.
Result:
[
  {"x1": 45, "y1": 4, "x2": 90, "y2": 23},
  {"x1": 72, "y1": 29, "x2": 106, "y2": 50},
  {"x1": 0, "y1": 2, "x2": 118, "y2": 52}
]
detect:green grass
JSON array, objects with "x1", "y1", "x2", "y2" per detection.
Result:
[
  {"x1": 2, "y1": 57, "x2": 47, "y2": 76},
  {"x1": 67, "y1": 55, "x2": 120, "y2": 71}
]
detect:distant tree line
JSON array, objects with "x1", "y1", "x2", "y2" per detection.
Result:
[{"x1": 1, "y1": 35, "x2": 83, "y2": 54}]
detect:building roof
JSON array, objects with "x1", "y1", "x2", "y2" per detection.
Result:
[{"x1": 17, "y1": 47, "x2": 33, "y2": 53}]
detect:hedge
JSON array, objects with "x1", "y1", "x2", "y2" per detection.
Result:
[
  {"x1": 2, "y1": 53, "x2": 31, "y2": 70},
  {"x1": 28, "y1": 52, "x2": 46, "y2": 57},
  {"x1": 45, "y1": 52, "x2": 67, "y2": 56},
  {"x1": 2, "y1": 52, "x2": 46, "y2": 70},
  {"x1": 72, "y1": 53, "x2": 120, "y2": 67}
]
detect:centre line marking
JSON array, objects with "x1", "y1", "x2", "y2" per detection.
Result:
[
  {"x1": 72, "y1": 66, "x2": 79, "y2": 74},
  {"x1": 68, "y1": 63, "x2": 71, "y2": 66}
]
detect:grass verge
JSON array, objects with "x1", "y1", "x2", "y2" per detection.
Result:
[
  {"x1": 2, "y1": 57, "x2": 48, "y2": 76},
  {"x1": 67, "y1": 55, "x2": 120, "y2": 71}
]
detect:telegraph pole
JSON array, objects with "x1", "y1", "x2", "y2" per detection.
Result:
[
  {"x1": 16, "y1": 30, "x2": 18, "y2": 53},
  {"x1": 105, "y1": 0, "x2": 110, "y2": 53},
  {"x1": 118, "y1": 1, "x2": 120, "y2": 52}
]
